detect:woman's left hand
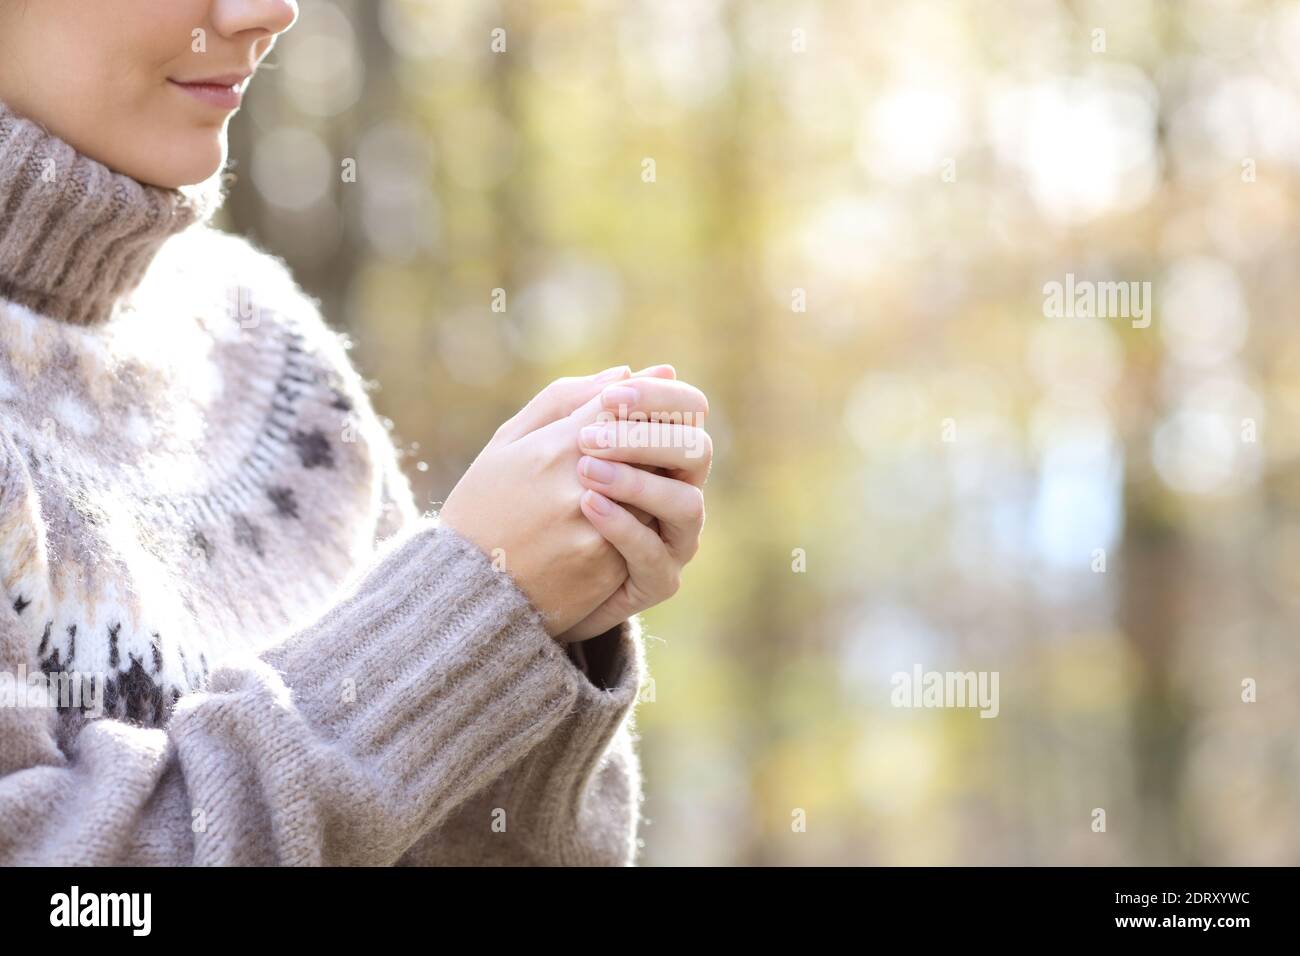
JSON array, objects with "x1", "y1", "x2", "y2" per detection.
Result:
[{"x1": 557, "y1": 379, "x2": 711, "y2": 641}]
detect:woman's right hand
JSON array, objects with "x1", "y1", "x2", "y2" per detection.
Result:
[{"x1": 439, "y1": 365, "x2": 676, "y2": 637}]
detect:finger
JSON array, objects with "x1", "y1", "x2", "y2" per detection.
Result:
[
  {"x1": 596, "y1": 378, "x2": 709, "y2": 426},
  {"x1": 579, "y1": 490, "x2": 676, "y2": 597},
  {"x1": 535, "y1": 369, "x2": 698, "y2": 450},
  {"x1": 630, "y1": 364, "x2": 676, "y2": 380},
  {"x1": 577, "y1": 421, "x2": 713, "y2": 486},
  {"x1": 559, "y1": 378, "x2": 706, "y2": 435},
  {"x1": 626, "y1": 502, "x2": 658, "y2": 527},
  {"x1": 492, "y1": 366, "x2": 631, "y2": 445},
  {"x1": 577, "y1": 457, "x2": 703, "y2": 562},
  {"x1": 560, "y1": 598, "x2": 630, "y2": 642},
  {"x1": 540, "y1": 365, "x2": 686, "y2": 437}
]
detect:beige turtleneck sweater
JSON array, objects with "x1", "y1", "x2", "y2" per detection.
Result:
[{"x1": 0, "y1": 98, "x2": 648, "y2": 865}]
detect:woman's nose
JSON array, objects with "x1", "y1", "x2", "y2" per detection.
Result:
[{"x1": 211, "y1": 0, "x2": 300, "y2": 40}]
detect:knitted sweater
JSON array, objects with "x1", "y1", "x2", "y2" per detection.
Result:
[{"x1": 0, "y1": 98, "x2": 647, "y2": 866}]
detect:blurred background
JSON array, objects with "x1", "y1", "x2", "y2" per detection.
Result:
[{"x1": 221, "y1": 0, "x2": 1300, "y2": 865}]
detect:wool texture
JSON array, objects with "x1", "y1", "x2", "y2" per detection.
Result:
[{"x1": 0, "y1": 98, "x2": 647, "y2": 866}]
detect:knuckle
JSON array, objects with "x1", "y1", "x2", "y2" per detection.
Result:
[
  {"x1": 536, "y1": 430, "x2": 566, "y2": 460},
  {"x1": 683, "y1": 487, "x2": 706, "y2": 525},
  {"x1": 664, "y1": 569, "x2": 682, "y2": 598},
  {"x1": 543, "y1": 377, "x2": 576, "y2": 401},
  {"x1": 576, "y1": 524, "x2": 608, "y2": 556},
  {"x1": 602, "y1": 557, "x2": 626, "y2": 589},
  {"x1": 522, "y1": 438, "x2": 564, "y2": 479},
  {"x1": 565, "y1": 482, "x2": 587, "y2": 512},
  {"x1": 686, "y1": 384, "x2": 710, "y2": 420},
  {"x1": 698, "y1": 428, "x2": 713, "y2": 460},
  {"x1": 493, "y1": 415, "x2": 512, "y2": 434},
  {"x1": 626, "y1": 465, "x2": 648, "y2": 498}
]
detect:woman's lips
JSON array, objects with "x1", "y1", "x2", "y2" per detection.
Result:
[{"x1": 168, "y1": 76, "x2": 248, "y2": 111}]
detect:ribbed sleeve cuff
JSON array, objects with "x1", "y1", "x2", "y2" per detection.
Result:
[
  {"x1": 257, "y1": 517, "x2": 628, "y2": 840},
  {"x1": 493, "y1": 615, "x2": 647, "y2": 864}
]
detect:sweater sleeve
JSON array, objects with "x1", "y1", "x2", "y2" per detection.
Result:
[
  {"x1": 372, "y1": 435, "x2": 650, "y2": 866},
  {"x1": 0, "y1": 517, "x2": 637, "y2": 865},
  {"x1": 395, "y1": 614, "x2": 648, "y2": 866}
]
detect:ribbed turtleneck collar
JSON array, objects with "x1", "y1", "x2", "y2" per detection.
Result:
[{"x1": 0, "y1": 98, "x2": 226, "y2": 326}]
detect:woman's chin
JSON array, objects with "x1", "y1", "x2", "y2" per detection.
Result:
[{"x1": 114, "y1": 133, "x2": 228, "y2": 190}]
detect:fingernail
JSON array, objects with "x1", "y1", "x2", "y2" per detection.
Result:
[
  {"x1": 580, "y1": 455, "x2": 618, "y2": 483},
  {"x1": 601, "y1": 385, "x2": 638, "y2": 408},
  {"x1": 594, "y1": 365, "x2": 630, "y2": 383},
  {"x1": 580, "y1": 424, "x2": 613, "y2": 448},
  {"x1": 584, "y1": 490, "x2": 613, "y2": 516}
]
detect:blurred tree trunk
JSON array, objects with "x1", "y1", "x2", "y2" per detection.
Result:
[
  {"x1": 225, "y1": 0, "x2": 394, "y2": 328},
  {"x1": 711, "y1": 0, "x2": 788, "y2": 867},
  {"x1": 1117, "y1": 465, "x2": 1194, "y2": 863}
]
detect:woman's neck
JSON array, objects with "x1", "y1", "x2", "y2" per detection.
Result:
[{"x1": 0, "y1": 98, "x2": 224, "y2": 327}]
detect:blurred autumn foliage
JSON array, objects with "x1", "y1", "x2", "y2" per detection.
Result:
[{"x1": 223, "y1": 0, "x2": 1300, "y2": 864}]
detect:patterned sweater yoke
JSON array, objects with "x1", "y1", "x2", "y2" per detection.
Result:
[{"x1": 0, "y1": 97, "x2": 648, "y2": 866}]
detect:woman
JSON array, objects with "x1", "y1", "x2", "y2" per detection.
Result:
[{"x1": 0, "y1": 1, "x2": 709, "y2": 865}]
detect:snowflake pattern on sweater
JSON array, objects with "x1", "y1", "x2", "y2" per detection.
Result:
[{"x1": 0, "y1": 226, "x2": 416, "y2": 731}]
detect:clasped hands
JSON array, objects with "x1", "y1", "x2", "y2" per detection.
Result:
[{"x1": 439, "y1": 364, "x2": 710, "y2": 642}]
